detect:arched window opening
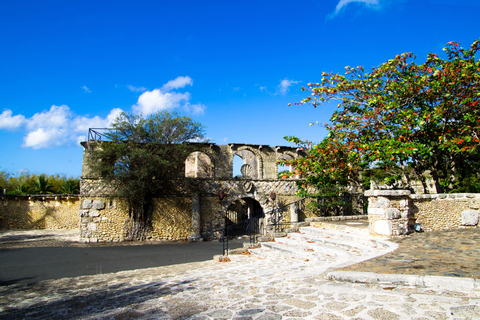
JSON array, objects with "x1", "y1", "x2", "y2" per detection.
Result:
[
  {"x1": 277, "y1": 154, "x2": 294, "y2": 179},
  {"x1": 185, "y1": 152, "x2": 212, "y2": 178},
  {"x1": 232, "y1": 155, "x2": 244, "y2": 178},
  {"x1": 233, "y1": 149, "x2": 258, "y2": 179}
]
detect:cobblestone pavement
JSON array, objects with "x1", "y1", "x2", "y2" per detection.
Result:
[
  {"x1": 1, "y1": 228, "x2": 480, "y2": 319},
  {"x1": 1, "y1": 251, "x2": 480, "y2": 319},
  {"x1": 338, "y1": 228, "x2": 480, "y2": 279}
]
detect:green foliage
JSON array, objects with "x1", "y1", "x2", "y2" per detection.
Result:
[
  {"x1": 288, "y1": 39, "x2": 480, "y2": 194},
  {"x1": 34, "y1": 174, "x2": 54, "y2": 194},
  {"x1": 59, "y1": 178, "x2": 80, "y2": 194},
  {"x1": 87, "y1": 110, "x2": 206, "y2": 240},
  {"x1": 0, "y1": 171, "x2": 80, "y2": 195}
]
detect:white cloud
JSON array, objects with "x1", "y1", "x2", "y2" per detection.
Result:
[
  {"x1": 184, "y1": 102, "x2": 206, "y2": 115},
  {"x1": 277, "y1": 78, "x2": 300, "y2": 95},
  {"x1": 127, "y1": 85, "x2": 148, "y2": 92},
  {"x1": 161, "y1": 76, "x2": 193, "y2": 92},
  {"x1": 133, "y1": 89, "x2": 191, "y2": 115},
  {"x1": 1, "y1": 75, "x2": 206, "y2": 149},
  {"x1": 81, "y1": 85, "x2": 92, "y2": 93},
  {"x1": 0, "y1": 105, "x2": 123, "y2": 149},
  {"x1": 0, "y1": 109, "x2": 26, "y2": 130},
  {"x1": 330, "y1": 0, "x2": 380, "y2": 17},
  {"x1": 132, "y1": 76, "x2": 205, "y2": 115}
]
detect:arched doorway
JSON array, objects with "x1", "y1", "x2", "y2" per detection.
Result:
[{"x1": 225, "y1": 197, "x2": 264, "y2": 237}]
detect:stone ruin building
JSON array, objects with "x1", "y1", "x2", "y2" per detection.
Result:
[{"x1": 79, "y1": 141, "x2": 306, "y2": 243}]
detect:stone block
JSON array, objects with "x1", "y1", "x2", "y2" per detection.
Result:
[
  {"x1": 82, "y1": 199, "x2": 93, "y2": 209},
  {"x1": 87, "y1": 222, "x2": 97, "y2": 231},
  {"x1": 385, "y1": 208, "x2": 401, "y2": 219},
  {"x1": 79, "y1": 210, "x2": 89, "y2": 217},
  {"x1": 461, "y1": 210, "x2": 479, "y2": 226},
  {"x1": 93, "y1": 200, "x2": 105, "y2": 210},
  {"x1": 365, "y1": 189, "x2": 411, "y2": 197},
  {"x1": 399, "y1": 199, "x2": 408, "y2": 208},
  {"x1": 81, "y1": 216, "x2": 92, "y2": 223},
  {"x1": 368, "y1": 207, "x2": 385, "y2": 215},
  {"x1": 374, "y1": 220, "x2": 393, "y2": 236},
  {"x1": 370, "y1": 197, "x2": 390, "y2": 208},
  {"x1": 89, "y1": 209, "x2": 100, "y2": 217},
  {"x1": 395, "y1": 221, "x2": 408, "y2": 235}
]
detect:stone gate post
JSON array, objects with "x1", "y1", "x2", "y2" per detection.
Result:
[
  {"x1": 365, "y1": 189, "x2": 411, "y2": 237},
  {"x1": 189, "y1": 193, "x2": 203, "y2": 242}
]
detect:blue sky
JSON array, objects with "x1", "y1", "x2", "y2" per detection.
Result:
[{"x1": 0, "y1": 0, "x2": 479, "y2": 177}]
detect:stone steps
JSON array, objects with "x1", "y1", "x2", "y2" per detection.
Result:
[{"x1": 249, "y1": 223, "x2": 397, "y2": 269}]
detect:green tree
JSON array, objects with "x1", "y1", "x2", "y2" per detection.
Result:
[
  {"x1": 59, "y1": 178, "x2": 80, "y2": 194},
  {"x1": 288, "y1": 39, "x2": 480, "y2": 194},
  {"x1": 87, "y1": 110, "x2": 206, "y2": 240},
  {"x1": 34, "y1": 174, "x2": 54, "y2": 194}
]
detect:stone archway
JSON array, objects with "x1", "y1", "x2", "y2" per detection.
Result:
[{"x1": 225, "y1": 196, "x2": 265, "y2": 236}]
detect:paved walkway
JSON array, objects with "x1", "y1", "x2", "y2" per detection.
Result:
[
  {"x1": 337, "y1": 227, "x2": 480, "y2": 279},
  {"x1": 0, "y1": 228, "x2": 479, "y2": 319}
]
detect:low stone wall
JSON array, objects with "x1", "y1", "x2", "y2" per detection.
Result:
[
  {"x1": 366, "y1": 190, "x2": 480, "y2": 237},
  {"x1": 0, "y1": 195, "x2": 80, "y2": 230},
  {"x1": 411, "y1": 193, "x2": 480, "y2": 232}
]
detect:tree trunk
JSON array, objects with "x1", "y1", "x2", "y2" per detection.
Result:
[{"x1": 124, "y1": 199, "x2": 152, "y2": 241}]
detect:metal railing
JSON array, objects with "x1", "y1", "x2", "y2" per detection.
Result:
[
  {"x1": 88, "y1": 128, "x2": 112, "y2": 141},
  {"x1": 267, "y1": 198, "x2": 305, "y2": 234},
  {"x1": 218, "y1": 198, "x2": 306, "y2": 256},
  {"x1": 218, "y1": 216, "x2": 260, "y2": 256}
]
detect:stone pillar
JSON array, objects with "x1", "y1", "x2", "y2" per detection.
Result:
[
  {"x1": 189, "y1": 193, "x2": 203, "y2": 242},
  {"x1": 290, "y1": 202, "x2": 298, "y2": 224},
  {"x1": 365, "y1": 189, "x2": 411, "y2": 237}
]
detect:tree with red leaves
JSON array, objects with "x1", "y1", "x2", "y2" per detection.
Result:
[{"x1": 285, "y1": 39, "x2": 480, "y2": 194}]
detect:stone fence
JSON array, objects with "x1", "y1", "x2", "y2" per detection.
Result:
[
  {"x1": 366, "y1": 190, "x2": 480, "y2": 237},
  {"x1": 0, "y1": 195, "x2": 80, "y2": 230}
]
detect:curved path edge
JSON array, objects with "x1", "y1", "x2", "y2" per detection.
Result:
[{"x1": 327, "y1": 270, "x2": 480, "y2": 293}]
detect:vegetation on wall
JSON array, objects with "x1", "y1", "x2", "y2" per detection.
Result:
[
  {"x1": 86, "y1": 110, "x2": 206, "y2": 240},
  {"x1": 0, "y1": 171, "x2": 80, "y2": 195},
  {"x1": 283, "y1": 39, "x2": 480, "y2": 195}
]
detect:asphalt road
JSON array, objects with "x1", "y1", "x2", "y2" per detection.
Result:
[{"x1": 0, "y1": 239, "x2": 244, "y2": 286}]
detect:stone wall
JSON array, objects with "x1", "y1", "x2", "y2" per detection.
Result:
[
  {"x1": 366, "y1": 190, "x2": 480, "y2": 237},
  {"x1": 411, "y1": 193, "x2": 480, "y2": 232},
  {"x1": 79, "y1": 196, "x2": 193, "y2": 243},
  {"x1": 0, "y1": 195, "x2": 79, "y2": 230}
]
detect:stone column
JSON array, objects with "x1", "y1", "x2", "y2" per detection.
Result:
[
  {"x1": 189, "y1": 193, "x2": 203, "y2": 242},
  {"x1": 365, "y1": 189, "x2": 411, "y2": 237}
]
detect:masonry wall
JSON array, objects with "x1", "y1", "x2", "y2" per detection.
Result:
[
  {"x1": 0, "y1": 195, "x2": 80, "y2": 230},
  {"x1": 411, "y1": 193, "x2": 480, "y2": 232},
  {"x1": 366, "y1": 190, "x2": 480, "y2": 237},
  {"x1": 79, "y1": 196, "x2": 193, "y2": 243}
]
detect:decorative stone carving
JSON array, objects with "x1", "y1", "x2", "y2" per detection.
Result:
[
  {"x1": 240, "y1": 164, "x2": 253, "y2": 178},
  {"x1": 243, "y1": 181, "x2": 254, "y2": 193}
]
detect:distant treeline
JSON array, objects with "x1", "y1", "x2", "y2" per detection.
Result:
[{"x1": 0, "y1": 171, "x2": 80, "y2": 195}]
